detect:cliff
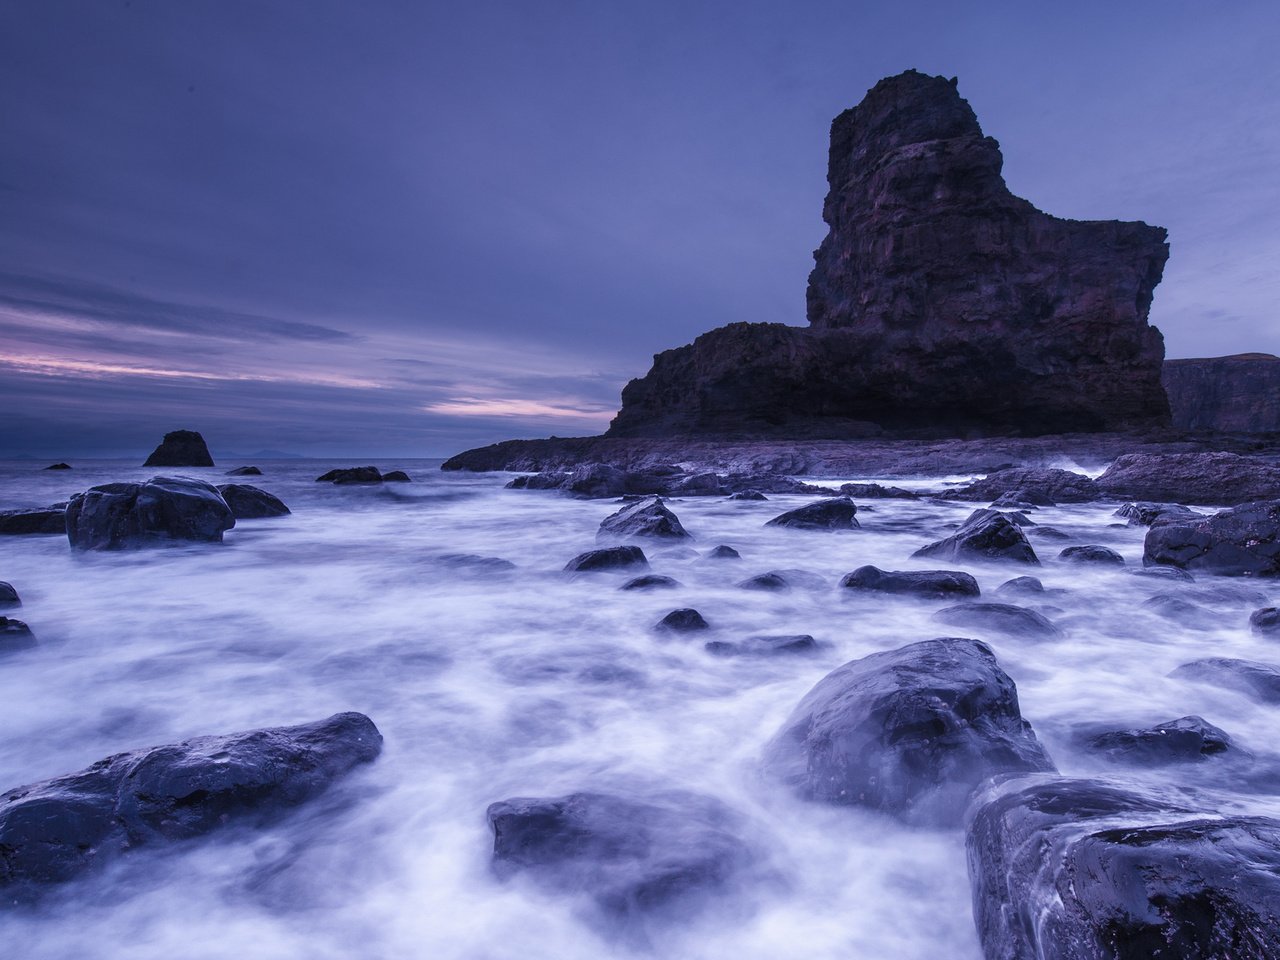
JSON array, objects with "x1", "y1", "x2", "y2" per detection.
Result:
[{"x1": 1164, "y1": 354, "x2": 1280, "y2": 434}]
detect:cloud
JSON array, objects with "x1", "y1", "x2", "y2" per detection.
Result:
[{"x1": 421, "y1": 397, "x2": 615, "y2": 420}]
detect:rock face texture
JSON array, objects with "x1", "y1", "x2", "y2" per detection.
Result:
[
  {"x1": 1164, "y1": 354, "x2": 1280, "y2": 434},
  {"x1": 1098, "y1": 452, "x2": 1280, "y2": 505},
  {"x1": 1143, "y1": 501, "x2": 1280, "y2": 576},
  {"x1": 143, "y1": 430, "x2": 214, "y2": 467},
  {"x1": 606, "y1": 70, "x2": 1170, "y2": 440},
  {"x1": 66, "y1": 477, "x2": 236, "y2": 550}
]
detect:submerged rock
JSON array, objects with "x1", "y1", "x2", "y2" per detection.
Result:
[
  {"x1": 564, "y1": 546, "x2": 649, "y2": 574},
  {"x1": 0, "y1": 582, "x2": 19, "y2": 608},
  {"x1": 994, "y1": 576, "x2": 1045, "y2": 597},
  {"x1": 315, "y1": 466, "x2": 385, "y2": 484},
  {"x1": 727, "y1": 490, "x2": 767, "y2": 501},
  {"x1": 1097, "y1": 452, "x2": 1280, "y2": 505},
  {"x1": 381, "y1": 470, "x2": 412, "y2": 483},
  {"x1": 0, "y1": 712, "x2": 382, "y2": 893},
  {"x1": 1171, "y1": 657, "x2": 1280, "y2": 704},
  {"x1": 913, "y1": 509, "x2": 1039, "y2": 565},
  {"x1": 966, "y1": 776, "x2": 1280, "y2": 960},
  {"x1": 619, "y1": 575, "x2": 680, "y2": 591},
  {"x1": 1058, "y1": 544, "x2": 1125, "y2": 566},
  {"x1": 839, "y1": 565, "x2": 980, "y2": 599},
  {"x1": 0, "y1": 506, "x2": 65, "y2": 535},
  {"x1": 434, "y1": 554, "x2": 517, "y2": 577},
  {"x1": 704, "y1": 545, "x2": 741, "y2": 560},
  {"x1": 764, "y1": 497, "x2": 859, "y2": 531},
  {"x1": 65, "y1": 477, "x2": 235, "y2": 550},
  {"x1": 953, "y1": 468, "x2": 1099, "y2": 505},
  {"x1": 737, "y1": 572, "x2": 791, "y2": 592},
  {"x1": 933, "y1": 602, "x2": 1062, "y2": 640},
  {"x1": 764, "y1": 637, "x2": 1053, "y2": 826},
  {"x1": 43, "y1": 463, "x2": 71, "y2": 470},
  {"x1": 0, "y1": 616, "x2": 36, "y2": 652},
  {"x1": 1082, "y1": 716, "x2": 1232, "y2": 765},
  {"x1": 225, "y1": 465, "x2": 262, "y2": 476},
  {"x1": 653, "y1": 609, "x2": 709, "y2": 633},
  {"x1": 598, "y1": 497, "x2": 691, "y2": 541},
  {"x1": 1252, "y1": 608, "x2": 1280, "y2": 637},
  {"x1": 143, "y1": 430, "x2": 214, "y2": 467},
  {"x1": 1115, "y1": 501, "x2": 1205, "y2": 527},
  {"x1": 1143, "y1": 500, "x2": 1280, "y2": 576},
  {"x1": 215, "y1": 484, "x2": 291, "y2": 519},
  {"x1": 705, "y1": 635, "x2": 817, "y2": 657}
]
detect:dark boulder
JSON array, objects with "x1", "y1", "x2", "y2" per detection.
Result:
[
  {"x1": 434, "y1": 554, "x2": 517, "y2": 576},
  {"x1": 43, "y1": 463, "x2": 71, "y2": 470},
  {"x1": 966, "y1": 776, "x2": 1280, "y2": 960},
  {"x1": 564, "y1": 546, "x2": 649, "y2": 574},
  {"x1": 1097, "y1": 452, "x2": 1280, "y2": 505},
  {"x1": 562, "y1": 463, "x2": 635, "y2": 498},
  {"x1": 1143, "y1": 500, "x2": 1280, "y2": 576},
  {"x1": 838, "y1": 482, "x2": 919, "y2": 500},
  {"x1": 737, "y1": 572, "x2": 791, "y2": 592},
  {"x1": 315, "y1": 466, "x2": 383, "y2": 484},
  {"x1": 1130, "y1": 565, "x2": 1195, "y2": 583},
  {"x1": 839, "y1": 564, "x2": 980, "y2": 600},
  {"x1": 1059, "y1": 544, "x2": 1125, "y2": 566},
  {"x1": 506, "y1": 473, "x2": 565, "y2": 491},
  {"x1": 66, "y1": 477, "x2": 235, "y2": 551},
  {"x1": 727, "y1": 490, "x2": 767, "y2": 501},
  {"x1": 764, "y1": 497, "x2": 858, "y2": 531},
  {"x1": 933, "y1": 602, "x2": 1062, "y2": 639},
  {"x1": 598, "y1": 497, "x2": 691, "y2": 541},
  {"x1": 620, "y1": 575, "x2": 680, "y2": 591},
  {"x1": 705, "y1": 635, "x2": 817, "y2": 657},
  {"x1": 0, "y1": 582, "x2": 19, "y2": 608},
  {"x1": 953, "y1": 468, "x2": 1100, "y2": 505},
  {"x1": 486, "y1": 789, "x2": 755, "y2": 921},
  {"x1": 1252, "y1": 608, "x2": 1280, "y2": 637},
  {"x1": 225, "y1": 465, "x2": 262, "y2": 476},
  {"x1": 1027, "y1": 525, "x2": 1071, "y2": 541},
  {"x1": 1115, "y1": 501, "x2": 1205, "y2": 527},
  {"x1": 381, "y1": 470, "x2": 412, "y2": 483},
  {"x1": 1171, "y1": 657, "x2": 1280, "y2": 704},
  {"x1": 704, "y1": 545, "x2": 741, "y2": 560},
  {"x1": 0, "y1": 712, "x2": 382, "y2": 893},
  {"x1": 143, "y1": 430, "x2": 214, "y2": 467},
  {"x1": 994, "y1": 576, "x2": 1045, "y2": 597},
  {"x1": 215, "y1": 484, "x2": 291, "y2": 519},
  {"x1": 0, "y1": 506, "x2": 65, "y2": 535},
  {"x1": 1083, "y1": 716, "x2": 1232, "y2": 765},
  {"x1": 654, "y1": 609, "x2": 709, "y2": 633},
  {"x1": 1142, "y1": 595, "x2": 1215, "y2": 625},
  {"x1": 990, "y1": 494, "x2": 1037, "y2": 510},
  {"x1": 1, "y1": 616, "x2": 36, "y2": 653},
  {"x1": 764, "y1": 637, "x2": 1053, "y2": 826},
  {"x1": 913, "y1": 509, "x2": 1039, "y2": 565}
]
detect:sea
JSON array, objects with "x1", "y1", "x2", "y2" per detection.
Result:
[{"x1": 2, "y1": 458, "x2": 1278, "y2": 959}]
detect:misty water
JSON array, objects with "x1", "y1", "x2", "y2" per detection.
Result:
[{"x1": 3, "y1": 459, "x2": 1279, "y2": 958}]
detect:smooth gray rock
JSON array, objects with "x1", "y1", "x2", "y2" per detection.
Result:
[
  {"x1": 1059, "y1": 544, "x2": 1125, "y2": 566},
  {"x1": 598, "y1": 497, "x2": 691, "y2": 541},
  {"x1": 839, "y1": 564, "x2": 980, "y2": 599},
  {"x1": 653, "y1": 609, "x2": 709, "y2": 633},
  {"x1": 913, "y1": 509, "x2": 1039, "y2": 565},
  {"x1": 66, "y1": 477, "x2": 235, "y2": 551}
]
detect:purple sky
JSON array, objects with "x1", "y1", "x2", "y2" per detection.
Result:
[{"x1": 2, "y1": 0, "x2": 1278, "y2": 457}]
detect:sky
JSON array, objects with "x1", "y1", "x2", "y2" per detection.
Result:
[{"x1": 1, "y1": 0, "x2": 1278, "y2": 458}]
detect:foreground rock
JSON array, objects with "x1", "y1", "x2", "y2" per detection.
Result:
[
  {"x1": 1, "y1": 616, "x2": 36, "y2": 653},
  {"x1": 952, "y1": 468, "x2": 1099, "y2": 505},
  {"x1": 1143, "y1": 500, "x2": 1280, "y2": 576},
  {"x1": 564, "y1": 546, "x2": 649, "y2": 574},
  {"x1": 143, "y1": 429, "x2": 214, "y2": 467},
  {"x1": 1098, "y1": 452, "x2": 1280, "y2": 505},
  {"x1": 967, "y1": 776, "x2": 1280, "y2": 960},
  {"x1": 764, "y1": 638, "x2": 1053, "y2": 826},
  {"x1": 0, "y1": 506, "x2": 65, "y2": 535},
  {"x1": 1081, "y1": 716, "x2": 1232, "y2": 765},
  {"x1": 598, "y1": 497, "x2": 691, "y2": 541},
  {"x1": 66, "y1": 477, "x2": 235, "y2": 550},
  {"x1": 486, "y1": 789, "x2": 755, "y2": 923},
  {"x1": 933, "y1": 602, "x2": 1062, "y2": 640},
  {"x1": 764, "y1": 497, "x2": 858, "y2": 531},
  {"x1": 654, "y1": 609, "x2": 708, "y2": 633},
  {"x1": 913, "y1": 509, "x2": 1039, "y2": 565},
  {"x1": 0, "y1": 712, "x2": 382, "y2": 893},
  {"x1": 1171, "y1": 657, "x2": 1280, "y2": 704},
  {"x1": 215, "y1": 484, "x2": 291, "y2": 519},
  {"x1": 0, "y1": 582, "x2": 19, "y2": 608},
  {"x1": 839, "y1": 565, "x2": 980, "y2": 599}
]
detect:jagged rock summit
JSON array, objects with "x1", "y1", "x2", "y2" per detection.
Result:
[
  {"x1": 607, "y1": 70, "x2": 1171, "y2": 440},
  {"x1": 143, "y1": 429, "x2": 214, "y2": 467}
]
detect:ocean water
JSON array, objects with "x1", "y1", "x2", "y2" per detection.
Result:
[{"x1": 1, "y1": 459, "x2": 1278, "y2": 959}]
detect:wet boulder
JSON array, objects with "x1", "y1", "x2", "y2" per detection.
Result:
[
  {"x1": 952, "y1": 468, "x2": 1100, "y2": 505},
  {"x1": 727, "y1": 490, "x2": 767, "y2": 501},
  {"x1": 0, "y1": 616, "x2": 36, "y2": 653},
  {"x1": 598, "y1": 497, "x2": 691, "y2": 541},
  {"x1": 0, "y1": 581, "x2": 19, "y2": 608},
  {"x1": 1115, "y1": 501, "x2": 1205, "y2": 527},
  {"x1": 838, "y1": 482, "x2": 919, "y2": 500},
  {"x1": 561, "y1": 464, "x2": 637, "y2": 498},
  {"x1": 763, "y1": 637, "x2": 1053, "y2": 826},
  {"x1": 1252, "y1": 608, "x2": 1280, "y2": 637},
  {"x1": 225, "y1": 465, "x2": 262, "y2": 476},
  {"x1": 933, "y1": 602, "x2": 1062, "y2": 640},
  {"x1": 704, "y1": 545, "x2": 741, "y2": 559},
  {"x1": 434, "y1": 554, "x2": 517, "y2": 577},
  {"x1": 1081, "y1": 716, "x2": 1232, "y2": 765},
  {"x1": 620, "y1": 574, "x2": 680, "y2": 591},
  {"x1": 486, "y1": 789, "x2": 755, "y2": 921},
  {"x1": 839, "y1": 565, "x2": 980, "y2": 600},
  {"x1": 653, "y1": 609, "x2": 708, "y2": 633},
  {"x1": 0, "y1": 712, "x2": 382, "y2": 893},
  {"x1": 1142, "y1": 594, "x2": 1216, "y2": 626},
  {"x1": 1143, "y1": 500, "x2": 1280, "y2": 576},
  {"x1": 913, "y1": 509, "x2": 1039, "y2": 565},
  {"x1": 315, "y1": 466, "x2": 384, "y2": 484},
  {"x1": 506, "y1": 473, "x2": 565, "y2": 491},
  {"x1": 215, "y1": 484, "x2": 291, "y2": 519},
  {"x1": 66, "y1": 477, "x2": 235, "y2": 551},
  {"x1": 564, "y1": 546, "x2": 649, "y2": 574},
  {"x1": 705, "y1": 634, "x2": 817, "y2": 657},
  {"x1": 994, "y1": 576, "x2": 1045, "y2": 597},
  {"x1": 1097, "y1": 451, "x2": 1280, "y2": 505},
  {"x1": 1170, "y1": 657, "x2": 1280, "y2": 704},
  {"x1": 0, "y1": 506, "x2": 67, "y2": 535},
  {"x1": 143, "y1": 429, "x2": 214, "y2": 467},
  {"x1": 381, "y1": 470, "x2": 412, "y2": 483},
  {"x1": 1130, "y1": 565, "x2": 1194, "y2": 583},
  {"x1": 966, "y1": 776, "x2": 1280, "y2": 960},
  {"x1": 1058, "y1": 544, "x2": 1125, "y2": 566},
  {"x1": 1027, "y1": 525, "x2": 1071, "y2": 541},
  {"x1": 737, "y1": 572, "x2": 791, "y2": 592},
  {"x1": 764, "y1": 497, "x2": 859, "y2": 531}
]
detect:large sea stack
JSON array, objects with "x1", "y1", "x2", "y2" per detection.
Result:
[{"x1": 607, "y1": 70, "x2": 1171, "y2": 439}]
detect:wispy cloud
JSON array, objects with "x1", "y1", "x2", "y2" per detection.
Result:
[{"x1": 421, "y1": 396, "x2": 614, "y2": 419}]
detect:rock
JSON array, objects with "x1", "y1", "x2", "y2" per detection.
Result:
[
  {"x1": 913, "y1": 509, "x2": 1039, "y2": 564},
  {"x1": 620, "y1": 575, "x2": 680, "y2": 591},
  {"x1": 1142, "y1": 595, "x2": 1215, "y2": 625},
  {"x1": 838, "y1": 482, "x2": 919, "y2": 500},
  {"x1": 434, "y1": 554, "x2": 517, "y2": 576},
  {"x1": 65, "y1": 477, "x2": 235, "y2": 551},
  {"x1": 953, "y1": 468, "x2": 1100, "y2": 504},
  {"x1": 764, "y1": 637, "x2": 1053, "y2": 825},
  {"x1": 0, "y1": 582, "x2": 19, "y2": 608},
  {"x1": 1098, "y1": 452, "x2": 1280, "y2": 505},
  {"x1": 381, "y1": 470, "x2": 412, "y2": 482},
  {"x1": 0, "y1": 506, "x2": 66, "y2": 535},
  {"x1": 1027, "y1": 525, "x2": 1071, "y2": 541},
  {"x1": 990, "y1": 494, "x2": 1037, "y2": 510},
  {"x1": 727, "y1": 490, "x2": 767, "y2": 501},
  {"x1": 1143, "y1": 500, "x2": 1280, "y2": 576},
  {"x1": 1002, "y1": 511, "x2": 1035, "y2": 527},
  {"x1": 839, "y1": 564, "x2": 980, "y2": 599},
  {"x1": 1115, "y1": 501, "x2": 1205, "y2": 527},
  {"x1": 1252, "y1": 608, "x2": 1280, "y2": 636},
  {"x1": 968, "y1": 776, "x2": 1280, "y2": 960},
  {"x1": 486, "y1": 789, "x2": 755, "y2": 921},
  {"x1": 225, "y1": 466, "x2": 262, "y2": 476},
  {"x1": 933, "y1": 602, "x2": 1062, "y2": 639},
  {"x1": 994, "y1": 576, "x2": 1045, "y2": 597},
  {"x1": 1058, "y1": 544, "x2": 1125, "y2": 566},
  {"x1": 215, "y1": 484, "x2": 290, "y2": 519},
  {"x1": 654, "y1": 609, "x2": 709, "y2": 633},
  {"x1": 564, "y1": 546, "x2": 649, "y2": 574},
  {"x1": 1083, "y1": 716, "x2": 1232, "y2": 765},
  {"x1": 737, "y1": 572, "x2": 791, "y2": 592},
  {"x1": 607, "y1": 71, "x2": 1169, "y2": 439},
  {"x1": 764, "y1": 497, "x2": 859, "y2": 531},
  {"x1": 143, "y1": 430, "x2": 214, "y2": 467},
  {"x1": 598, "y1": 497, "x2": 691, "y2": 541},
  {"x1": 561, "y1": 463, "x2": 638, "y2": 498},
  {"x1": 0, "y1": 712, "x2": 382, "y2": 893},
  {"x1": 1164, "y1": 353, "x2": 1280, "y2": 433},
  {"x1": 43, "y1": 463, "x2": 71, "y2": 470},
  {"x1": 506, "y1": 473, "x2": 566, "y2": 491},
  {"x1": 1130, "y1": 565, "x2": 1195, "y2": 582},
  {"x1": 1, "y1": 616, "x2": 36, "y2": 653},
  {"x1": 705, "y1": 635, "x2": 817, "y2": 657},
  {"x1": 705, "y1": 545, "x2": 741, "y2": 559},
  {"x1": 1171, "y1": 657, "x2": 1280, "y2": 704},
  {"x1": 315, "y1": 466, "x2": 384, "y2": 484}
]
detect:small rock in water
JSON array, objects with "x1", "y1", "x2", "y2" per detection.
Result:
[
  {"x1": 1058, "y1": 544, "x2": 1125, "y2": 565},
  {"x1": 43, "y1": 462, "x2": 71, "y2": 470},
  {"x1": 1115, "y1": 501, "x2": 1204, "y2": 527},
  {"x1": 316, "y1": 466, "x2": 384, "y2": 484},
  {"x1": 1252, "y1": 608, "x2": 1280, "y2": 637},
  {"x1": 727, "y1": 490, "x2": 767, "y2": 501},
  {"x1": 435, "y1": 554, "x2": 517, "y2": 576},
  {"x1": 705, "y1": 544, "x2": 741, "y2": 559},
  {"x1": 598, "y1": 497, "x2": 691, "y2": 541},
  {"x1": 839, "y1": 564, "x2": 980, "y2": 599},
  {"x1": 1, "y1": 616, "x2": 36, "y2": 652},
  {"x1": 839, "y1": 482, "x2": 919, "y2": 500},
  {"x1": 143, "y1": 429, "x2": 214, "y2": 467},
  {"x1": 1130, "y1": 565, "x2": 1195, "y2": 583},
  {"x1": 1027, "y1": 525, "x2": 1071, "y2": 541},
  {"x1": 1171, "y1": 657, "x2": 1280, "y2": 704},
  {"x1": 564, "y1": 546, "x2": 649, "y2": 574},
  {"x1": 0, "y1": 581, "x2": 19, "y2": 607},
  {"x1": 933, "y1": 602, "x2": 1062, "y2": 639},
  {"x1": 1143, "y1": 594, "x2": 1215, "y2": 625},
  {"x1": 1082, "y1": 715, "x2": 1232, "y2": 765},
  {"x1": 765, "y1": 497, "x2": 859, "y2": 531},
  {"x1": 994, "y1": 576, "x2": 1045, "y2": 597},
  {"x1": 619, "y1": 574, "x2": 680, "y2": 591},
  {"x1": 654, "y1": 608, "x2": 709, "y2": 633},
  {"x1": 705, "y1": 635, "x2": 817, "y2": 657},
  {"x1": 216, "y1": 483, "x2": 291, "y2": 519},
  {"x1": 737, "y1": 572, "x2": 791, "y2": 592},
  {"x1": 913, "y1": 509, "x2": 1039, "y2": 565},
  {"x1": 225, "y1": 465, "x2": 262, "y2": 476},
  {"x1": 381, "y1": 470, "x2": 412, "y2": 482},
  {"x1": 0, "y1": 506, "x2": 67, "y2": 535}
]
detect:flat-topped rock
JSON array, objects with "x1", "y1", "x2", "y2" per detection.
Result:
[
  {"x1": 1098, "y1": 452, "x2": 1280, "y2": 505},
  {"x1": 839, "y1": 564, "x2": 980, "y2": 599},
  {"x1": 143, "y1": 430, "x2": 214, "y2": 467}
]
